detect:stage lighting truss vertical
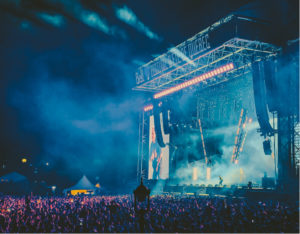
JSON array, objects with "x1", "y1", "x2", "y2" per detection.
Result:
[
  {"x1": 272, "y1": 112, "x2": 278, "y2": 180},
  {"x1": 198, "y1": 119, "x2": 208, "y2": 164},
  {"x1": 231, "y1": 108, "x2": 251, "y2": 164},
  {"x1": 277, "y1": 112, "x2": 300, "y2": 183},
  {"x1": 137, "y1": 110, "x2": 148, "y2": 181},
  {"x1": 277, "y1": 78, "x2": 299, "y2": 186},
  {"x1": 292, "y1": 119, "x2": 300, "y2": 176},
  {"x1": 231, "y1": 108, "x2": 244, "y2": 163},
  {"x1": 277, "y1": 114, "x2": 292, "y2": 186},
  {"x1": 137, "y1": 112, "x2": 142, "y2": 181}
]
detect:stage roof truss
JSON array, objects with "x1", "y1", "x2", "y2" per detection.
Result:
[{"x1": 133, "y1": 38, "x2": 279, "y2": 92}]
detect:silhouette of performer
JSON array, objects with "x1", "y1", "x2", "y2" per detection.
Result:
[
  {"x1": 219, "y1": 176, "x2": 223, "y2": 186},
  {"x1": 149, "y1": 127, "x2": 163, "y2": 179},
  {"x1": 248, "y1": 181, "x2": 253, "y2": 189}
]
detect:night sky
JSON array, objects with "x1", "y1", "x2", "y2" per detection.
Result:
[{"x1": 0, "y1": 0, "x2": 298, "y2": 190}]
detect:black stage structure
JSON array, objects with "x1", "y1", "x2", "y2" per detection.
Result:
[{"x1": 134, "y1": 14, "x2": 299, "y2": 194}]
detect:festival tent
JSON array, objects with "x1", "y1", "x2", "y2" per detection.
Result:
[
  {"x1": 0, "y1": 172, "x2": 27, "y2": 182},
  {"x1": 64, "y1": 175, "x2": 96, "y2": 195},
  {"x1": 0, "y1": 172, "x2": 30, "y2": 194}
]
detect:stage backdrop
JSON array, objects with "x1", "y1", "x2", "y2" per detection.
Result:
[{"x1": 148, "y1": 114, "x2": 169, "y2": 179}]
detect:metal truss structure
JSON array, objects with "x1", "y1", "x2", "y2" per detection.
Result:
[
  {"x1": 293, "y1": 122, "x2": 300, "y2": 176},
  {"x1": 137, "y1": 111, "x2": 148, "y2": 181},
  {"x1": 277, "y1": 113, "x2": 299, "y2": 187},
  {"x1": 231, "y1": 108, "x2": 250, "y2": 164},
  {"x1": 276, "y1": 41, "x2": 299, "y2": 189},
  {"x1": 134, "y1": 38, "x2": 279, "y2": 93},
  {"x1": 198, "y1": 119, "x2": 208, "y2": 164}
]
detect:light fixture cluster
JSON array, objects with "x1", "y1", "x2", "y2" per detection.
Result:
[
  {"x1": 143, "y1": 104, "x2": 153, "y2": 112},
  {"x1": 154, "y1": 63, "x2": 234, "y2": 99}
]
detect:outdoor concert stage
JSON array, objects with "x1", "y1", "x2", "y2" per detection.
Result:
[{"x1": 134, "y1": 14, "x2": 299, "y2": 192}]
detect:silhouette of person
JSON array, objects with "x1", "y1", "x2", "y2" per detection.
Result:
[
  {"x1": 149, "y1": 127, "x2": 163, "y2": 179},
  {"x1": 134, "y1": 178, "x2": 150, "y2": 232},
  {"x1": 219, "y1": 176, "x2": 223, "y2": 186},
  {"x1": 248, "y1": 181, "x2": 253, "y2": 189}
]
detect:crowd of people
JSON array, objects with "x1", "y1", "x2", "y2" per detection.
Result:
[{"x1": 0, "y1": 194, "x2": 298, "y2": 232}]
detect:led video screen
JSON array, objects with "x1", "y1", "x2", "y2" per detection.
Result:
[{"x1": 148, "y1": 114, "x2": 169, "y2": 179}]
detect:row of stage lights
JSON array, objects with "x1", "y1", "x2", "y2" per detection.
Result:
[
  {"x1": 143, "y1": 63, "x2": 234, "y2": 112},
  {"x1": 154, "y1": 63, "x2": 234, "y2": 99},
  {"x1": 144, "y1": 104, "x2": 154, "y2": 112}
]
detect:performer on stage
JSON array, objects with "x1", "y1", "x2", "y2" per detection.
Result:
[
  {"x1": 149, "y1": 127, "x2": 163, "y2": 179},
  {"x1": 219, "y1": 176, "x2": 223, "y2": 186}
]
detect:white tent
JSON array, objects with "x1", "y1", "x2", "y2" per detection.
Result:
[{"x1": 64, "y1": 175, "x2": 95, "y2": 195}]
